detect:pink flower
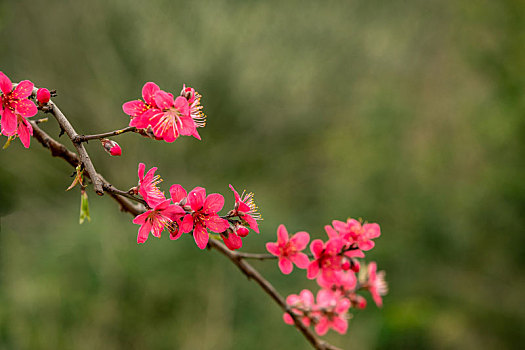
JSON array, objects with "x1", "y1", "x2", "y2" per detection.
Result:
[
  {"x1": 229, "y1": 184, "x2": 261, "y2": 233},
  {"x1": 122, "y1": 82, "x2": 160, "y2": 128},
  {"x1": 146, "y1": 91, "x2": 197, "y2": 142},
  {"x1": 137, "y1": 163, "x2": 166, "y2": 208},
  {"x1": 36, "y1": 88, "x2": 50, "y2": 105},
  {"x1": 364, "y1": 262, "x2": 388, "y2": 307},
  {"x1": 179, "y1": 187, "x2": 230, "y2": 249},
  {"x1": 181, "y1": 84, "x2": 206, "y2": 140},
  {"x1": 0, "y1": 72, "x2": 37, "y2": 148},
  {"x1": 317, "y1": 269, "x2": 357, "y2": 292},
  {"x1": 332, "y1": 219, "x2": 381, "y2": 251},
  {"x1": 283, "y1": 289, "x2": 315, "y2": 326},
  {"x1": 132, "y1": 199, "x2": 185, "y2": 244},
  {"x1": 306, "y1": 238, "x2": 344, "y2": 283},
  {"x1": 266, "y1": 225, "x2": 310, "y2": 274},
  {"x1": 101, "y1": 139, "x2": 122, "y2": 156},
  {"x1": 314, "y1": 289, "x2": 351, "y2": 335}
]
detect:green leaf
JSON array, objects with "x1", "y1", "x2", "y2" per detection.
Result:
[{"x1": 79, "y1": 190, "x2": 91, "y2": 224}]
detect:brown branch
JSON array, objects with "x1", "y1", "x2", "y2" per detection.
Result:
[
  {"x1": 72, "y1": 126, "x2": 138, "y2": 143},
  {"x1": 207, "y1": 239, "x2": 342, "y2": 350},
  {"x1": 28, "y1": 107, "x2": 341, "y2": 350}
]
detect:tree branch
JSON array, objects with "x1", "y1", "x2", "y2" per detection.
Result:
[
  {"x1": 72, "y1": 126, "x2": 138, "y2": 143},
  {"x1": 27, "y1": 108, "x2": 341, "y2": 350}
]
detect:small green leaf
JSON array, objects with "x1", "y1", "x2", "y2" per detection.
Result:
[{"x1": 79, "y1": 190, "x2": 91, "y2": 224}]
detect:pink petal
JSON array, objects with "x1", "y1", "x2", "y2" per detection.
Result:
[
  {"x1": 283, "y1": 313, "x2": 294, "y2": 325},
  {"x1": 153, "y1": 199, "x2": 171, "y2": 211},
  {"x1": 142, "y1": 82, "x2": 160, "y2": 106},
  {"x1": 277, "y1": 224, "x2": 289, "y2": 244},
  {"x1": 192, "y1": 129, "x2": 201, "y2": 140},
  {"x1": 286, "y1": 294, "x2": 300, "y2": 305},
  {"x1": 325, "y1": 225, "x2": 339, "y2": 239},
  {"x1": 306, "y1": 261, "x2": 319, "y2": 279},
  {"x1": 173, "y1": 96, "x2": 190, "y2": 116},
  {"x1": 332, "y1": 317, "x2": 348, "y2": 334},
  {"x1": 290, "y1": 253, "x2": 310, "y2": 269},
  {"x1": 325, "y1": 238, "x2": 343, "y2": 255},
  {"x1": 332, "y1": 220, "x2": 347, "y2": 232},
  {"x1": 206, "y1": 216, "x2": 229, "y2": 233},
  {"x1": 290, "y1": 231, "x2": 310, "y2": 250},
  {"x1": 137, "y1": 221, "x2": 152, "y2": 244},
  {"x1": 1, "y1": 108, "x2": 17, "y2": 135},
  {"x1": 181, "y1": 214, "x2": 194, "y2": 233},
  {"x1": 299, "y1": 289, "x2": 314, "y2": 306},
  {"x1": 244, "y1": 214, "x2": 259, "y2": 233},
  {"x1": 359, "y1": 240, "x2": 375, "y2": 251},
  {"x1": 229, "y1": 184, "x2": 241, "y2": 202},
  {"x1": 138, "y1": 163, "x2": 145, "y2": 181},
  {"x1": 178, "y1": 115, "x2": 197, "y2": 136},
  {"x1": 154, "y1": 90, "x2": 174, "y2": 110},
  {"x1": 133, "y1": 211, "x2": 150, "y2": 225},
  {"x1": 122, "y1": 100, "x2": 147, "y2": 117},
  {"x1": 315, "y1": 318, "x2": 329, "y2": 336},
  {"x1": 335, "y1": 298, "x2": 351, "y2": 314},
  {"x1": 316, "y1": 289, "x2": 334, "y2": 305},
  {"x1": 0, "y1": 72, "x2": 12, "y2": 95},
  {"x1": 266, "y1": 242, "x2": 280, "y2": 256},
  {"x1": 203, "y1": 193, "x2": 224, "y2": 214},
  {"x1": 278, "y1": 257, "x2": 293, "y2": 274},
  {"x1": 193, "y1": 224, "x2": 209, "y2": 249},
  {"x1": 170, "y1": 228, "x2": 183, "y2": 241},
  {"x1": 162, "y1": 204, "x2": 185, "y2": 220},
  {"x1": 12, "y1": 80, "x2": 33, "y2": 99},
  {"x1": 364, "y1": 223, "x2": 381, "y2": 239},
  {"x1": 17, "y1": 117, "x2": 33, "y2": 148},
  {"x1": 345, "y1": 249, "x2": 365, "y2": 258},
  {"x1": 188, "y1": 187, "x2": 206, "y2": 211},
  {"x1": 310, "y1": 239, "x2": 325, "y2": 257},
  {"x1": 169, "y1": 184, "x2": 187, "y2": 203},
  {"x1": 14, "y1": 99, "x2": 37, "y2": 118}
]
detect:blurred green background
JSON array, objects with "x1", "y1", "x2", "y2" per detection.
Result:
[{"x1": 1, "y1": 0, "x2": 524, "y2": 349}]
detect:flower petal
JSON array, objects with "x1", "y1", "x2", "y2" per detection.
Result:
[
  {"x1": 137, "y1": 220, "x2": 152, "y2": 244},
  {"x1": 154, "y1": 90, "x2": 174, "y2": 110},
  {"x1": 12, "y1": 80, "x2": 33, "y2": 99},
  {"x1": 17, "y1": 117, "x2": 33, "y2": 148},
  {"x1": 193, "y1": 224, "x2": 209, "y2": 249},
  {"x1": 181, "y1": 214, "x2": 194, "y2": 233},
  {"x1": 138, "y1": 163, "x2": 145, "y2": 181},
  {"x1": 278, "y1": 258, "x2": 293, "y2": 274},
  {"x1": 188, "y1": 187, "x2": 206, "y2": 211},
  {"x1": 290, "y1": 231, "x2": 310, "y2": 250},
  {"x1": 203, "y1": 193, "x2": 224, "y2": 214},
  {"x1": 1, "y1": 108, "x2": 17, "y2": 135},
  {"x1": 310, "y1": 239, "x2": 325, "y2": 257},
  {"x1": 283, "y1": 313, "x2": 294, "y2": 325},
  {"x1": 133, "y1": 211, "x2": 150, "y2": 225},
  {"x1": 122, "y1": 100, "x2": 147, "y2": 117},
  {"x1": 169, "y1": 184, "x2": 187, "y2": 203},
  {"x1": 315, "y1": 318, "x2": 329, "y2": 336},
  {"x1": 174, "y1": 96, "x2": 190, "y2": 116},
  {"x1": 306, "y1": 261, "x2": 319, "y2": 279},
  {"x1": 266, "y1": 242, "x2": 280, "y2": 256},
  {"x1": 290, "y1": 252, "x2": 310, "y2": 269},
  {"x1": 244, "y1": 214, "x2": 259, "y2": 233},
  {"x1": 206, "y1": 216, "x2": 229, "y2": 233},
  {"x1": 14, "y1": 99, "x2": 37, "y2": 118},
  {"x1": 142, "y1": 82, "x2": 160, "y2": 106},
  {"x1": 277, "y1": 224, "x2": 289, "y2": 244},
  {"x1": 0, "y1": 72, "x2": 13, "y2": 95},
  {"x1": 332, "y1": 317, "x2": 348, "y2": 334}
]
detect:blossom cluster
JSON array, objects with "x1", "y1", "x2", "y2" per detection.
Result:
[
  {"x1": 0, "y1": 72, "x2": 39, "y2": 148},
  {"x1": 133, "y1": 163, "x2": 260, "y2": 250},
  {"x1": 123, "y1": 82, "x2": 206, "y2": 143},
  {"x1": 266, "y1": 220, "x2": 387, "y2": 335}
]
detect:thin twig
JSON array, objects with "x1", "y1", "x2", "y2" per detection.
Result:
[{"x1": 72, "y1": 126, "x2": 137, "y2": 143}]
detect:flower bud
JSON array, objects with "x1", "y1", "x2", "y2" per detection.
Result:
[
  {"x1": 356, "y1": 295, "x2": 367, "y2": 309},
  {"x1": 101, "y1": 138, "x2": 122, "y2": 156},
  {"x1": 221, "y1": 230, "x2": 242, "y2": 250},
  {"x1": 36, "y1": 88, "x2": 51, "y2": 105},
  {"x1": 341, "y1": 260, "x2": 351, "y2": 271},
  {"x1": 236, "y1": 225, "x2": 250, "y2": 237}
]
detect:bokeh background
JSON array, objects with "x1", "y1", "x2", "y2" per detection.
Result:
[{"x1": 1, "y1": 0, "x2": 524, "y2": 349}]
